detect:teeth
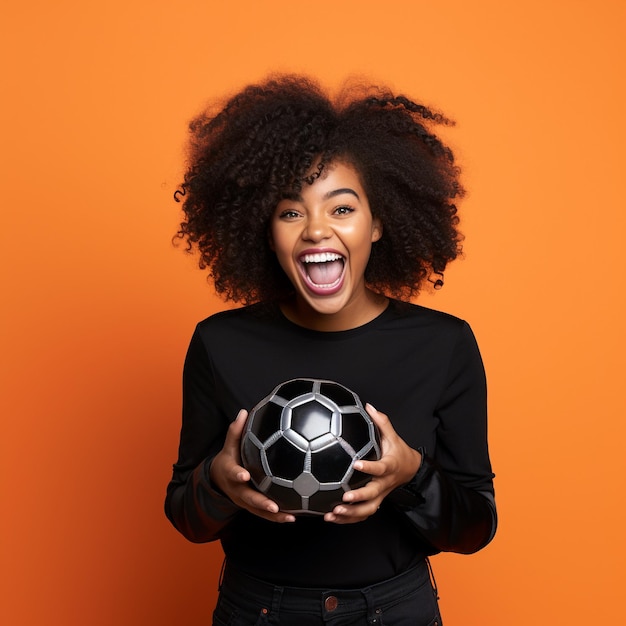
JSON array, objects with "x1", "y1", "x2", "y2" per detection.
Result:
[{"x1": 302, "y1": 252, "x2": 343, "y2": 263}]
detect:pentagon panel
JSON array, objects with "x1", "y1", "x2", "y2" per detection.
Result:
[
  {"x1": 290, "y1": 400, "x2": 333, "y2": 441},
  {"x1": 266, "y1": 482, "x2": 302, "y2": 511},
  {"x1": 310, "y1": 442, "x2": 352, "y2": 483},
  {"x1": 250, "y1": 401, "x2": 283, "y2": 443},
  {"x1": 276, "y1": 379, "x2": 314, "y2": 401},
  {"x1": 340, "y1": 413, "x2": 373, "y2": 454},
  {"x1": 348, "y1": 466, "x2": 372, "y2": 490},
  {"x1": 241, "y1": 437, "x2": 266, "y2": 488},
  {"x1": 265, "y1": 437, "x2": 305, "y2": 480},
  {"x1": 308, "y1": 488, "x2": 344, "y2": 514},
  {"x1": 319, "y1": 381, "x2": 357, "y2": 408},
  {"x1": 362, "y1": 442, "x2": 380, "y2": 462}
]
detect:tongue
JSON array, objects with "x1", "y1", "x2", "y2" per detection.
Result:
[{"x1": 307, "y1": 260, "x2": 343, "y2": 286}]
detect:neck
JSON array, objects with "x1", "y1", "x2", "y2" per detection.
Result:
[{"x1": 279, "y1": 290, "x2": 388, "y2": 332}]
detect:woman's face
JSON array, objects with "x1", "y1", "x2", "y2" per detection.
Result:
[{"x1": 270, "y1": 161, "x2": 382, "y2": 328}]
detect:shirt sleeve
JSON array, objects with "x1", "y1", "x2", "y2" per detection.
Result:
[
  {"x1": 164, "y1": 326, "x2": 240, "y2": 543},
  {"x1": 388, "y1": 321, "x2": 497, "y2": 553}
]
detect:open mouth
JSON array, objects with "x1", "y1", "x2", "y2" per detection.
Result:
[{"x1": 299, "y1": 251, "x2": 346, "y2": 292}]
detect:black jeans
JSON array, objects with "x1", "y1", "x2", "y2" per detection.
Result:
[{"x1": 213, "y1": 560, "x2": 442, "y2": 626}]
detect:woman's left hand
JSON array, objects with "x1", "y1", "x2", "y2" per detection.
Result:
[{"x1": 324, "y1": 403, "x2": 422, "y2": 524}]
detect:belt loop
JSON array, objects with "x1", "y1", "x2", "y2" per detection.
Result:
[
  {"x1": 269, "y1": 585, "x2": 283, "y2": 624},
  {"x1": 361, "y1": 587, "x2": 382, "y2": 625}
]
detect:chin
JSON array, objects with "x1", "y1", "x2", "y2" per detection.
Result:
[{"x1": 300, "y1": 292, "x2": 351, "y2": 317}]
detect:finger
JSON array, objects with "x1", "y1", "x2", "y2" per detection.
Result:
[
  {"x1": 240, "y1": 489, "x2": 296, "y2": 523},
  {"x1": 240, "y1": 493, "x2": 295, "y2": 522},
  {"x1": 254, "y1": 510, "x2": 297, "y2": 523},
  {"x1": 233, "y1": 465, "x2": 251, "y2": 483},
  {"x1": 222, "y1": 410, "x2": 248, "y2": 458},
  {"x1": 365, "y1": 403, "x2": 389, "y2": 427},
  {"x1": 325, "y1": 507, "x2": 360, "y2": 523},
  {"x1": 365, "y1": 404, "x2": 396, "y2": 442},
  {"x1": 244, "y1": 489, "x2": 281, "y2": 514},
  {"x1": 342, "y1": 479, "x2": 383, "y2": 504},
  {"x1": 228, "y1": 409, "x2": 249, "y2": 438},
  {"x1": 353, "y1": 458, "x2": 388, "y2": 477},
  {"x1": 325, "y1": 501, "x2": 379, "y2": 524}
]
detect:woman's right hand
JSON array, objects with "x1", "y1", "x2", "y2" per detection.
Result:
[{"x1": 209, "y1": 409, "x2": 296, "y2": 523}]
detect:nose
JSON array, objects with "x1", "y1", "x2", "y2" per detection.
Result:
[{"x1": 302, "y1": 213, "x2": 331, "y2": 242}]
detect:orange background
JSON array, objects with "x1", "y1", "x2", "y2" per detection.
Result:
[{"x1": 1, "y1": 1, "x2": 624, "y2": 624}]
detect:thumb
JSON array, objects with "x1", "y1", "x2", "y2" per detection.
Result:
[{"x1": 226, "y1": 409, "x2": 248, "y2": 444}]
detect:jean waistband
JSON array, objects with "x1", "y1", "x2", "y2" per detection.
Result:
[{"x1": 220, "y1": 559, "x2": 432, "y2": 615}]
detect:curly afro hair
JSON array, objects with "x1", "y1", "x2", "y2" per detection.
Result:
[{"x1": 175, "y1": 74, "x2": 464, "y2": 303}]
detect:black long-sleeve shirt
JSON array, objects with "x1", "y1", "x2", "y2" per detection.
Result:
[{"x1": 165, "y1": 300, "x2": 496, "y2": 587}]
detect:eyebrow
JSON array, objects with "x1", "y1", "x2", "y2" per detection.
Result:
[
  {"x1": 282, "y1": 187, "x2": 360, "y2": 203},
  {"x1": 324, "y1": 188, "x2": 360, "y2": 201}
]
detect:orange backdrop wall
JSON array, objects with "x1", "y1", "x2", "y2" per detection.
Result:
[{"x1": 2, "y1": 1, "x2": 624, "y2": 624}]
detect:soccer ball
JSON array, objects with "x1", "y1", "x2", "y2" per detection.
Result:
[{"x1": 240, "y1": 378, "x2": 382, "y2": 516}]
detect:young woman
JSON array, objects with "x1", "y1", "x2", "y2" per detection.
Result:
[{"x1": 165, "y1": 75, "x2": 496, "y2": 625}]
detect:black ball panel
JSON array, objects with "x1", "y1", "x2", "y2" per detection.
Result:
[
  {"x1": 348, "y1": 468, "x2": 372, "y2": 490},
  {"x1": 310, "y1": 443, "x2": 352, "y2": 483},
  {"x1": 241, "y1": 438, "x2": 266, "y2": 487},
  {"x1": 291, "y1": 400, "x2": 333, "y2": 441},
  {"x1": 362, "y1": 444, "x2": 380, "y2": 462},
  {"x1": 266, "y1": 482, "x2": 303, "y2": 511},
  {"x1": 265, "y1": 437, "x2": 305, "y2": 480},
  {"x1": 308, "y1": 488, "x2": 344, "y2": 513},
  {"x1": 253, "y1": 401, "x2": 283, "y2": 443},
  {"x1": 277, "y1": 379, "x2": 314, "y2": 401},
  {"x1": 340, "y1": 413, "x2": 373, "y2": 454},
  {"x1": 319, "y1": 382, "x2": 356, "y2": 408}
]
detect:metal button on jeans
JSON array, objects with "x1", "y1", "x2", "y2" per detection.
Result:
[{"x1": 324, "y1": 595, "x2": 338, "y2": 611}]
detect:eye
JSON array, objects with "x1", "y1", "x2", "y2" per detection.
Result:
[
  {"x1": 277, "y1": 209, "x2": 302, "y2": 220},
  {"x1": 333, "y1": 205, "x2": 355, "y2": 216}
]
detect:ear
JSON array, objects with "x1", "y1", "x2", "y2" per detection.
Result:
[{"x1": 371, "y1": 218, "x2": 383, "y2": 243}]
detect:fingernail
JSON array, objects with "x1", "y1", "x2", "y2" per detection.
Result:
[{"x1": 366, "y1": 402, "x2": 377, "y2": 412}]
